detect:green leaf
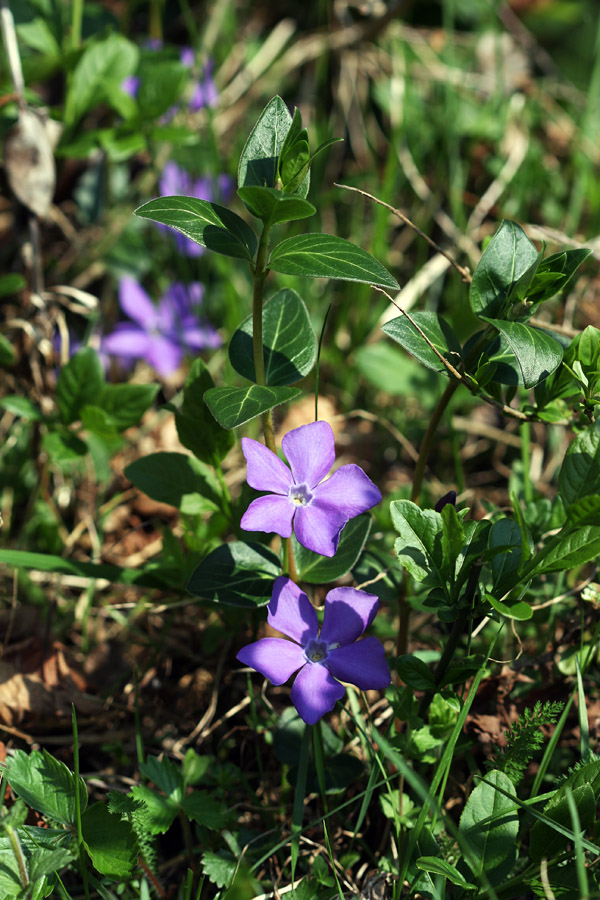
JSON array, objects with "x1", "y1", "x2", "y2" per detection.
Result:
[
  {"x1": 96, "y1": 383, "x2": 159, "y2": 431},
  {"x1": 125, "y1": 452, "x2": 221, "y2": 514},
  {"x1": 441, "y1": 504, "x2": 465, "y2": 583},
  {"x1": 390, "y1": 500, "x2": 445, "y2": 588},
  {"x1": 489, "y1": 519, "x2": 522, "y2": 590},
  {"x1": 129, "y1": 785, "x2": 178, "y2": 834},
  {"x1": 203, "y1": 384, "x2": 300, "y2": 429},
  {"x1": 0, "y1": 333, "x2": 16, "y2": 366},
  {"x1": 459, "y1": 770, "x2": 518, "y2": 882},
  {"x1": 292, "y1": 514, "x2": 372, "y2": 584},
  {"x1": 136, "y1": 60, "x2": 187, "y2": 119},
  {"x1": 229, "y1": 288, "x2": 317, "y2": 386},
  {"x1": 0, "y1": 548, "x2": 170, "y2": 588},
  {"x1": 529, "y1": 782, "x2": 596, "y2": 862},
  {"x1": 470, "y1": 220, "x2": 540, "y2": 319},
  {"x1": 484, "y1": 592, "x2": 532, "y2": 621},
  {"x1": 181, "y1": 791, "x2": 227, "y2": 829},
  {"x1": 565, "y1": 494, "x2": 600, "y2": 527},
  {"x1": 269, "y1": 234, "x2": 399, "y2": 289},
  {"x1": 396, "y1": 654, "x2": 436, "y2": 691},
  {"x1": 202, "y1": 850, "x2": 237, "y2": 889},
  {"x1": 64, "y1": 34, "x2": 139, "y2": 125},
  {"x1": 140, "y1": 756, "x2": 183, "y2": 800},
  {"x1": 0, "y1": 274, "x2": 24, "y2": 298},
  {"x1": 481, "y1": 319, "x2": 563, "y2": 388},
  {"x1": 4, "y1": 749, "x2": 87, "y2": 826},
  {"x1": 354, "y1": 342, "x2": 429, "y2": 395},
  {"x1": 175, "y1": 359, "x2": 234, "y2": 465},
  {"x1": 527, "y1": 248, "x2": 591, "y2": 305},
  {"x1": 238, "y1": 96, "x2": 309, "y2": 198},
  {"x1": 135, "y1": 197, "x2": 257, "y2": 261},
  {"x1": 382, "y1": 311, "x2": 462, "y2": 375},
  {"x1": 559, "y1": 424, "x2": 600, "y2": 508},
  {"x1": 237, "y1": 185, "x2": 316, "y2": 225},
  {"x1": 81, "y1": 802, "x2": 138, "y2": 878},
  {"x1": 0, "y1": 396, "x2": 43, "y2": 419},
  {"x1": 43, "y1": 429, "x2": 88, "y2": 463},
  {"x1": 528, "y1": 526, "x2": 600, "y2": 575},
  {"x1": 56, "y1": 347, "x2": 104, "y2": 424},
  {"x1": 187, "y1": 541, "x2": 281, "y2": 607},
  {"x1": 182, "y1": 750, "x2": 213, "y2": 787},
  {"x1": 416, "y1": 857, "x2": 476, "y2": 890}
]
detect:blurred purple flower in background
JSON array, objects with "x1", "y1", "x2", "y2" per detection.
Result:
[
  {"x1": 121, "y1": 75, "x2": 140, "y2": 98},
  {"x1": 180, "y1": 48, "x2": 218, "y2": 111},
  {"x1": 157, "y1": 161, "x2": 233, "y2": 257},
  {"x1": 240, "y1": 421, "x2": 382, "y2": 557},
  {"x1": 102, "y1": 277, "x2": 221, "y2": 376},
  {"x1": 237, "y1": 577, "x2": 390, "y2": 725}
]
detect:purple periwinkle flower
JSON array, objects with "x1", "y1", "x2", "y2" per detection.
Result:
[
  {"x1": 237, "y1": 576, "x2": 390, "y2": 725},
  {"x1": 101, "y1": 277, "x2": 221, "y2": 376},
  {"x1": 240, "y1": 421, "x2": 382, "y2": 557},
  {"x1": 121, "y1": 75, "x2": 140, "y2": 98}
]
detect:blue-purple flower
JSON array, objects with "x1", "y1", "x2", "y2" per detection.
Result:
[
  {"x1": 237, "y1": 576, "x2": 390, "y2": 725},
  {"x1": 240, "y1": 421, "x2": 381, "y2": 557},
  {"x1": 102, "y1": 277, "x2": 221, "y2": 376}
]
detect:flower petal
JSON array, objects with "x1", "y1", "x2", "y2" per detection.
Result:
[
  {"x1": 313, "y1": 464, "x2": 381, "y2": 517},
  {"x1": 145, "y1": 336, "x2": 183, "y2": 375},
  {"x1": 293, "y1": 503, "x2": 348, "y2": 558},
  {"x1": 281, "y1": 421, "x2": 335, "y2": 488},
  {"x1": 119, "y1": 277, "x2": 158, "y2": 329},
  {"x1": 241, "y1": 438, "x2": 293, "y2": 494},
  {"x1": 183, "y1": 325, "x2": 222, "y2": 350},
  {"x1": 326, "y1": 638, "x2": 390, "y2": 691},
  {"x1": 268, "y1": 576, "x2": 318, "y2": 645},
  {"x1": 241, "y1": 495, "x2": 295, "y2": 538},
  {"x1": 290, "y1": 662, "x2": 345, "y2": 725},
  {"x1": 237, "y1": 638, "x2": 305, "y2": 685},
  {"x1": 102, "y1": 324, "x2": 152, "y2": 358},
  {"x1": 320, "y1": 587, "x2": 379, "y2": 646}
]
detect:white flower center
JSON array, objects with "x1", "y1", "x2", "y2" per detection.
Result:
[
  {"x1": 305, "y1": 639, "x2": 328, "y2": 663},
  {"x1": 288, "y1": 483, "x2": 313, "y2": 508}
]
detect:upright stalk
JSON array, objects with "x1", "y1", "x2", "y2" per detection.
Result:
[
  {"x1": 252, "y1": 222, "x2": 276, "y2": 454},
  {"x1": 71, "y1": 705, "x2": 91, "y2": 900}
]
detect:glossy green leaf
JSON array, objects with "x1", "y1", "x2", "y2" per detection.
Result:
[
  {"x1": 175, "y1": 358, "x2": 234, "y2": 465},
  {"x1": 187, "y1": 541, "x2": 281, "y2": 607},
  {"x1": 292, "y1": 514, "x2": 372, "y2": 583},
  {"x1": 124, "y1": 452, "x2": 222, "y2": 514},
  {"x1": 238, "y1": 95, "x2": 310, "y2": 198},
  {"x1": 558, "y1": 424, "x2": 600, "y2": 507},
  {"x1": 482, "y1": 319, "x2": 562, "y2": 388},
  {"x1": 269, "y1": 234, "x2": 399, "y2": 288},
  {"x1": 529, "y1": 783, "x2": 595, "y2": 862},
  {"x1": 135, "y1": 196, "x2": 257, "y2": 261},
  {"x1": 82, "y1": 803, "x2": 138, "y2": 878},
  {"x1": 527, "y1": 248, "x2": 591, "y2": 305},
  {"x1": 459, "y1": 770, "x2": 518, "y2": 882},
  {"x1": 528, "y1": 526, "x2": 600, "y2": 575},
  {"x1": 416, "y1": 857, "x2": 476, "y2": 890},
  {"x1": 390, "y1": 500, "x2": 445, "y2": 588},
  {"x1": 4, "y1": 749, "x2": 87, "y2": 826},
  {"x1": 484, "y1": 592, "x2": 532, "y2": 621},
  {"x1": 489, "y1": 519, "x2": 522, "y2": 590},
  {"x1": 97, "y1": 382, "x2": 159, "y2": 431},
  {"x1": 64, "y1": 34, "x2": 139, "y2": 125},
  {"x1": 470, "y1": 220, "x2": 540, "y2": 319},
  {"x1": 396, "y1": 654, "x2": 436, "y2": 691},
  {"x1": 237, "y1": 185, "x2": 316, "y2": 225},
  {"x1": 382, "y1": 311, "x2": 462, "y2": 375},
  {"x1": 565, "y1": 494, "x2": 600, "y2": 527},
  {"x1": 56, "y1": 347, "x2": 104, "y2": 424},
  {"x1": 204, "y1": 384, "x2": 300, "y2": 429},
  {"x1": 229, "y1": 288, "x2": 317, "y2": 386}
]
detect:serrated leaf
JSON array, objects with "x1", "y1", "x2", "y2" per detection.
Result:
[
  {"x1": 96, "y1": 383, "x2": 159, "y2": 431},
  {"x1": 237, "y1": 185, "x2": 316, "y2": 225},
  {"x1": 181, "y1": 791, "x2": 227, "y2": 829},
  {"x1": 140, "y1": 756, "x2": 183, "y2": 802},
  {"x1": 175, "y1": 358, "x2": 234, "y2": 465},
  {"x1": 187, "y1": 541, "x2": 281, "y2": 607},
  {"x1": 229, "y1": 288, "x2": 317, "y2": 386},
  {"x1": 382, "y1": 311, "x2": 462, "y2": 375},
  {"x1": 182, "y1": 750, "x2": 213, "y2": 787},
  {"x1": 416, "y1": 857, "x2": 476, "y2": 890},
  {"x1": 238, "y1": 96, "x2": 309, "y2": 198},
  {"x1": 482, "y1": 319, "x2": 563, "y2": 388},
  {"x1": 558, "y1": 424, "x2": 600, "y2": 508},
  {"x1": 459, "y1": 771, "x2": 518, "y2": 882},
  {"x1": 489, "y1": 519, "x2": 522, "y2": 590},
  {"x1": 292, "y1": 514, "x2": 371, "y2": 583},
  {"x1": 390, "y1": 500, "x2": 445, "y2": 588},
  {"x1": 4, "y1": 749, "x2": 87, "y2": 826},
  {"x1": 204, "y1": 384, "x2": 300, "y2": 429},
  {"x1": 135, "y1": 196, "x2": 257, "y2": 261},
  {"x1": 202, "y1": 850, "x2": 237, "y2": 889},
  {"x1": 397, "y1": 654, "x2": 436, "y2": 691},
  {"x1": 129, "y1": 784, "x2": 178, "y2": 834},
  {"x1": 125, "y1": 451, "x2": 221, "y2": 514},
  {"x1": 64, "y1": 34, "x2": 139, "y2": 126},
  {"x1": 56, "y1": 347, "x2": 104, "y2": 424},
  {"x1": 470, "y1": 220, "x2": 540, "y2": 319},
  {"x1": 81, "y1": 802, "x2": 138, "y2": 878},
  {"x1": 269, "y1": 234, "x2": 399, "y2": 289}
]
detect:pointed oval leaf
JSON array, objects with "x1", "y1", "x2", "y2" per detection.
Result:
[
  {"x1": 237, "y1": 186, "x2": 316, "y2": 225},
  {"x1": 482, "y1": 319, "x2": 562, "y2": 388},
  {"x1": 175, "y1": 358, "x2": 234, "y2": 465},
  {"x1": 416, "y1": 857, "x2": 476, "y2": 890},
  {"x1": 229, "y1": 288, "x2": 317, "y2": 386},
  {"x1": 124, "y1": 452, "x2": 222, "y2": 514},
  {"x1": 238, "y1": 96, "x2": 310, "y2": 199},
  {"x1": 484, "y1": 592, "x2": 532, "y2": 621},
  {"x1": 470, "y1": 220, "x2": 540, "y2": 319},
  {"x1": 292, "y1": 514, "x2": 371, "y2": 584},
  {"x1": 459, "y1": 770, "x2": 518, "y2": 878},
  {"x1": 488, "y1": 519, "x2": 522, "y2": 590},
  {"x1": 81, "y1": 803, "x2": 138, "y2": 878},
  {"x1": 187, "y1": 541, "x2": 281, "y2": 607},
  {"x1": 56, "y1": 347, "x2": 104, "y2": 424},
  {"x1": 203, "y1": 384, "x2": 301, "y2": 429},
  {"x1": 383, "y1": 311, "x2": 462, "y2": 375},
  {"x1": 135, "y1": 196, "x2": 257, "y2": 261},
  {"x1": 269, "y1": 233, "x2": 399, "y2": 288},
  {"x1": 558, "y1": 424, "x2": 600, "y2": 508}
]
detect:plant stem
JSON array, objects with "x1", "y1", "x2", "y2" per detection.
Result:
[
  {"x1": 285, "y1": 536, "x2": 299, "y2": 583},
  {"x1": 5, "y1": 823, "x2": 28, "y2": 889},
  {"x1": 252, "y1": 222, "x2": 277, "y2": 453},
  {"x1": 71, "y1": 0, "x2": 83, "y2": 49},
  {"x1": 71, "y1": 705, "x2": 91, "y2": 900},
  {"x1": 179, "y1": 809, "x2": 198, "y2": 877}
]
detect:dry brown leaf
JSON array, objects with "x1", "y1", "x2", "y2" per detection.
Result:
[{"x1": 3, "y1": 108, "x2": 57, "y2": 218}]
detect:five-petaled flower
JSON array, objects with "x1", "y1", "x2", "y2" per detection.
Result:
[
  {"x1": 237, "y1": 577, "x2": 390, "y2": 724},
  {"x1": 240, "y1": 421, "x2": 381, "y2": 557}
]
